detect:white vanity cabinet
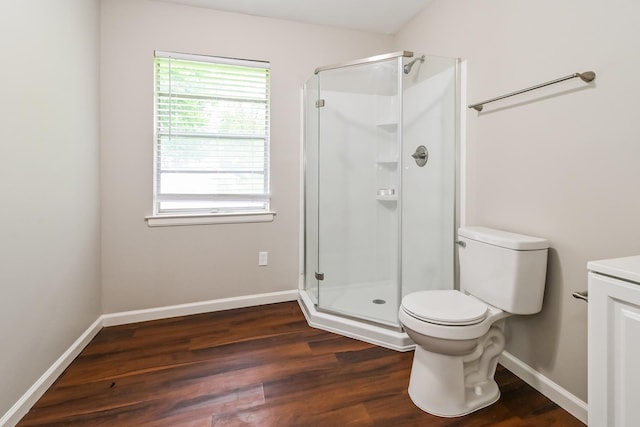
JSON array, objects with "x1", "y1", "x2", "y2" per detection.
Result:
[{"x1": 588, "y1": 255, "x2": 640, "y2": 427}]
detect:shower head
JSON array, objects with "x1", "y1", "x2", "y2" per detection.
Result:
[{"x1": 403, "y1": 55, "x2": 425, "y2": 74}]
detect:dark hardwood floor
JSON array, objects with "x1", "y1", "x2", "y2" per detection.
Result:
[{"x1": 17, "y1": 302, "x2": 585, "y2": 426}]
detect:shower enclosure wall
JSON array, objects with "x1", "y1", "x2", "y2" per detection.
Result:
[{"x1": 301, "y1": 51, "x2": 458, "y2": 349}]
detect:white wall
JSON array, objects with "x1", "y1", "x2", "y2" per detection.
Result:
[
  {"x1": 100, "y1": 0, "x2": 393, "y2": 312},
  {"x1": 395, "y1": 0, "x2": 640, "y2": 402},
  {"x1": 0, "y1": 0, "x2": 101, "y2": 417}
]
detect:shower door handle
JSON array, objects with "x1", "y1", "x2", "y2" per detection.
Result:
[{"x1": 411, "y1": 145, "x2": 429, "y2": 167}]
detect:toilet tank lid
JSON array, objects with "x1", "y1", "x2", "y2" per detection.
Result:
[{"x1": 458, "y1": 226, "x2": 549, "y2": 251}]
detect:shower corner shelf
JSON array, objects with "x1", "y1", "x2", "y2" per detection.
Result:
[
  {"x1": 376, "y1": 122, "x2": 398, "y2": 132},
  {"x1": 376, "y1": 195, "x2": 398, "y2": 201},
  {"x1": 376, "y1": 158, "x2": 398, "y2": 165}
]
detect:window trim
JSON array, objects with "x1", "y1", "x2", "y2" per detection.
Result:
[
  {"x1": 145, "y1": 211, "x2": 276, "y2": 227},
  {"x1": 151, "y1": 50, "x2": 272, "y2": 224}
]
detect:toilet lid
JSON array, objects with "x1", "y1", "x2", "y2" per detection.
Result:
[{"x1": 401, "y1": 290, "x2": 488, "y2": 326}]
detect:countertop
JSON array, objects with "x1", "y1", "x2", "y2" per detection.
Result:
[{"x1": 588, "y1": 255, "x2": 640, "y2": 284}]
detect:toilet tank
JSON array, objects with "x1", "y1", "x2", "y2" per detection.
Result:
[{"x1": 458, "y1": 227, "x2": 549, "y2": 315}]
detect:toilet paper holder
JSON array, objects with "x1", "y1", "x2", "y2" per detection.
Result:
[{"x1": 572, "y1": 290, "x2": 588, "y2": 303}]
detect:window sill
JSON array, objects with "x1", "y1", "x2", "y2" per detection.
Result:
[{"x1": 145, "y1": 211, "x2": 276, "y2": 227}]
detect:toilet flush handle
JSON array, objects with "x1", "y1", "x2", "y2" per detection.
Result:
[{"x1": 456, "y1": 240, "x2": 466, "y2": 248}]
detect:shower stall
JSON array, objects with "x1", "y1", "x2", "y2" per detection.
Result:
[{"x1": 300, "y1": 51, "x2": 459, "y2": 350}]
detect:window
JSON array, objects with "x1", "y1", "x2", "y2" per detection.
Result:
[{"x1": 153, "y1": 51, "x2": 271, "y2": 219}]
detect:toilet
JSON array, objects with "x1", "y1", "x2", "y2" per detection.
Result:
[{"x1": 398, "y1": 226, "x2": 548, "y2": 417}]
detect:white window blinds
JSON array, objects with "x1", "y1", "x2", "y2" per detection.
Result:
[{"x1": 154, "y1": 51, "x2": 270, "y2": 215}]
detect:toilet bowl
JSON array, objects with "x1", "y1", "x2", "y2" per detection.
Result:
[
  {"x1": 399, "y1": 291, "x2": 510, "y2": 416},
  {"x1": 398, "y1": 227, "x2": 549, "y2": 417}
]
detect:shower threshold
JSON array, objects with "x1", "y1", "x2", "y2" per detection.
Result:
[{"x1": 298, "y1": 290, "x2": 415, "y2": 352}]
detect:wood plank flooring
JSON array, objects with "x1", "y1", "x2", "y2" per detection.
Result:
[{"x1": 17, "y1": 302, "x2": 585, "y2": 426}]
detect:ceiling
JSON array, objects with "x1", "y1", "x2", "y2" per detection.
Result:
[{"x1": 156, "y1": 0, "x2": 433, "y2": 34}]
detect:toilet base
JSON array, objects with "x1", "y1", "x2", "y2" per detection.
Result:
[{"x1": 407, "y1": 345, "x2": 501, "y2": 417}]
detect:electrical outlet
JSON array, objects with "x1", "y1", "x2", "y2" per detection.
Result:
[{"x1": 258, "y1": 251, "x2": 268, "y2": 266}]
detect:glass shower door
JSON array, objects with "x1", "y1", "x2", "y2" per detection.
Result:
[{"x1": 316, "y1": 58, "x2": 401, "y2": 327}]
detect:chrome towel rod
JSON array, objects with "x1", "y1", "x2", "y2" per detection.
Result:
[{"x1": 468, "y1": 71, "x2": 596, "y2": 112}]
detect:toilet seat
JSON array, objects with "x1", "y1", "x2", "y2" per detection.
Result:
[{"x1": 401, "y1": 290, "x2": 488, "y2": 326}]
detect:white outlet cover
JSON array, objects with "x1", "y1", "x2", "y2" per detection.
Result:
[{"x1": 258, "y1": 251, "x2": 268, "y2": 266}]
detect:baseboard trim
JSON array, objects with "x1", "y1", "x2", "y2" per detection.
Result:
[
  {"x1": 101, "y1": 290, "x2": 299, "y2": 327},
  {"x1": 0, "y1": 318, "x2": 103, "y2": 427},
  {"x1": 499, "y1": 351, "x2": 588, "y2": 424},
  {"x1": 1, "y1": 290, "x2": 299, "y2": 427}
]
